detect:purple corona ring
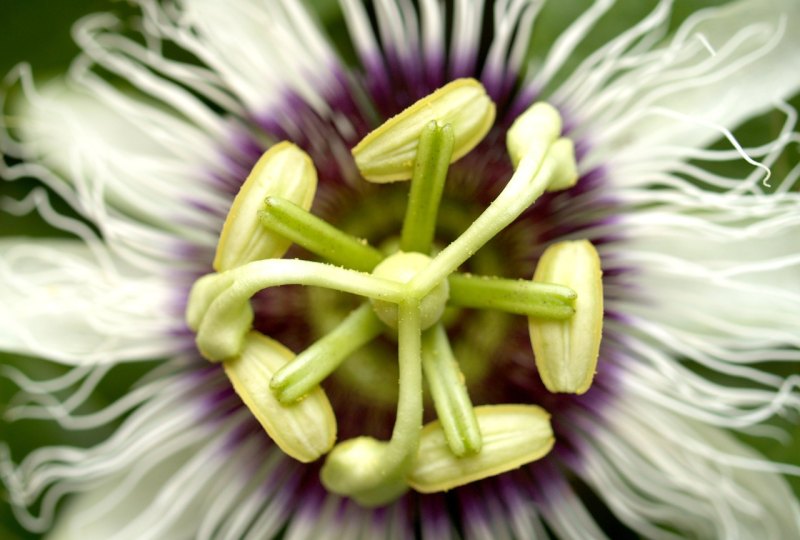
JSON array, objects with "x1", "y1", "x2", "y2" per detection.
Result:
[{"x1": 2, "y1": 1, "x2": 800, "y2": 538}]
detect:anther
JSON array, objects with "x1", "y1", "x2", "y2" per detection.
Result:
[
  {"x1": 352, "y1": 78, "x2": 495, "y2": 183},
  {"x1": 214, "y1": 142, "x2": 317, "y2": 272},
  {"x1": 528, "y1": 240, "x2": 604, "y2": 394},
  {"x1": 408, "y1": 405, "x2": 554, "y2": 492}
]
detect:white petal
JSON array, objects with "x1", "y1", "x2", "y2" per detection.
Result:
[
  {"x1": 2, "y1": 359, "x2": 187, "y2": 430},
  {"x1": 339, "y1": 0, "x2": 542, "y2": 100},
  {"x1": 600, "y1": 98, "x2": 798, "y2": 194},
  {"x1": 461, "y1": 486, "x2": 516, "y2": 540},
  {"x1": 607, "y1": 327, "x2": 800, "y2": 433},
  {"x1": 531, "y1": 0, "x2": 617, "y2": 92},
  {"x1": 599, "y1": 189, "x2": 800, "y2": 446},
  {"x1": 577, "y1": 391, "x2": 800, "y2": 538},
  {"x1": 144, "y1": 0, "x2": 342, "y2": 115},
  {"x1": 45, "y1": 445, "x2": 207, "y2": 540},
  {"x1": 533, "y1": 472, "x2": 610, "y2": 540},
  {"x1": 4, "y1": 364, "x2": 403, "y2": 540},
  {"x1": 2, "y1": 368, "x2": 220, "y2": 532},
  {"x1": 571, "y1": 0, "x2": 800, "y2": 167},
  {"x1": 47, "y1": 415, "x2": 287, "y2": 540},
  {"x1": 480, "y1": 0, "x2": 543, "y2": 91},
  {"x1": 2, "y1": 368, "x2": 293, "y2": 539},
  {"x1": 607, "y1": 194, "x2": 800, "y2": 348},
  {"x1": 0, "y1": 238, "x2": 185, "y2": 364},
  {"x1": 9, "y1": 74, "x2": 227, "y2": 266}
]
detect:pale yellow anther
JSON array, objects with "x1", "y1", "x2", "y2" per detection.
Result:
[
  {"x1": 528, "y1": 240, "x2": 603, "y2": 394},
  {"x1": 407, "y1": 405, "x2": 554, "y2": 493},
  {"x1": 214, "y1": 142, "x2": 317, "y2": 272},
  {"x1": 224, "y1": 331, "x2": 337, "y2": 462},
  {"x1": 352, "y1": 78, "x2": 495, "y2": 183}
]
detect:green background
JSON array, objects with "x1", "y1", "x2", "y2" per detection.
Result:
[{"x1": 1, "y1": 1, "x2": 797, "y2": 538}]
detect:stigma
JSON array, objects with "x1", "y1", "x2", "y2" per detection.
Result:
[{"x1": 185, "y1": 79, "x2": 604, "y2": 505}]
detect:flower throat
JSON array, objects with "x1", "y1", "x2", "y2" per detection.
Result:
[{"x1": 186, "y1": 79, "x2": 604, "y2": 506}]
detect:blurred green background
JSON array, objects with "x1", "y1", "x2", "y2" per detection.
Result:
[{"x1": 1, "y1": 1, "x2": 798, "y2": 538}]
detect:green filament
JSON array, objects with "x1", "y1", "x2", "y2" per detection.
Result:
[{"x1": 401, "y1": 121, "x2": 455, "y2": 254}]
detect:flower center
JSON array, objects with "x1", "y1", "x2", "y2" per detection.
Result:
[
  {"x1": 185, "y1": 79, "x2": 604, "y2": 507},
  {"x1": 370, "y1": 252, "x2": 449, "y2": 331}
]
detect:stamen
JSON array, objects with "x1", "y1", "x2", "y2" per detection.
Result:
[
  {"x1": 190, "y1": 273, "x2": 254, "y2": 362},
  {"x1": 320, "y1": 300, "x2": 423, "y2": 506},
  {"x1": 409, "y1": 138, "x2": 578, "y2": 298},
  {"x1": 190, "y1": 259, "x2": 405, "y2": 361},
  {"x1": 528, "y1": 240, "x2": 604, "y2": 394},
  {"x1": 352, "y1": 78, "x2": 495, "y2": 182},
  {"x1": 507, "y1": 102, "x2": 578, "y2": 192},
  {"x1": 191, "y1": 144, "x2": 340, "y2": 465},
  {"x1": 259, "y1": 196, "x2": 383, "y2": 272},
  {"x1": 223, "y1": 331, "x2": 336, "y2": 463},
  {"x1": 270, "y1": 303, "x2": 384, "y2": 404},
  {"x1": 408, "y1": 405, "x2": 554, "y2": 493},
  {"x1": 421, "y1": 324, "x2": 482, "y2": 457},
  {"x1": 262, "y1": 196, "x2": 579, "y2": 319},
  {"x1": 186, "y1": 271, "x2": 235, "y2": 339},
  {"x1": 183, "y1": 76, "x2": 604, "y2": 505},
  {"x1": 506, "y1": 102, "x2": 562, "y2": 168},
  {"x1": 213, "y1": 142, "x2": 317, "y2": 272},
  {"x1": 400, "y1": 120, "x2": 455, "y2": 253},
  {"x1": 448, "y1": 273, "x2": 576, "y2": 319}
]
